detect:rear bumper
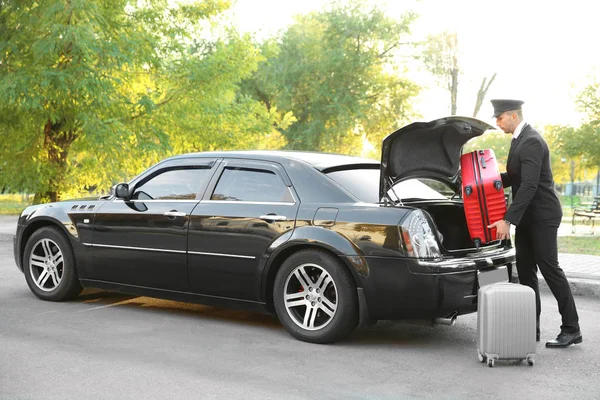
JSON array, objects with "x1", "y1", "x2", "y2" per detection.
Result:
[{"x1": 352, "y1": 249, "x2": 515, "y2": 320}]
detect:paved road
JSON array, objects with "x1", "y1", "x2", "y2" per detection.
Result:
[{"x1": 1, "y1": 237, "x2": 600, "y2": 400}]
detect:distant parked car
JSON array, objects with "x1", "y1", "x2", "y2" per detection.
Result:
[{"x1": 13, "y1": 117, "x2": 515, "y2": 343}]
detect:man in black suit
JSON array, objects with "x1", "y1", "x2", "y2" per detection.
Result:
[{"x1": 487, "y1": 99, "x2": 582, "y2": 348}]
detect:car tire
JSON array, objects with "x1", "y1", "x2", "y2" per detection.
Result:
[
  {"x1": 23, "y1": 226, "x2": 82, "y2": 301},
  {"x1": 273, "y1": 249, "x2": 358, "y2": 343}
]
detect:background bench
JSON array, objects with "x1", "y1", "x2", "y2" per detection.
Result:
[{"x1": 572, "y1": 199, "x2": 600, "y2": 234}]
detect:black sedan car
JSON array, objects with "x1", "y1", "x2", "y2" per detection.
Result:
[{"x1": 13, "y1": 117, "x2": 515, "y2": 343}]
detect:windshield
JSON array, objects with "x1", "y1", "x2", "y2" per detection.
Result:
[{"x1": 326, "y1": 168, "x2": 447, "y2": 203}]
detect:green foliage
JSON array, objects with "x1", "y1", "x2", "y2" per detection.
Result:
[
  {"x1": 544, "y1": 123, "x2": 598, "y2": 184},
  {"x1": 0, "y1": 0, "x2": 280, "y2": 202},
  {"x1": 464, "y1": 129, "x2": 511, "y2": 172},
  {"x1": 546, "y1": 123, "x2": 600, "y2": 169},
  {"x1": 242, "y1": 0, "x2": 420, "y2": 156},
  {"x1": 573, "y1": 80, "x2": 600, "y2": 167},
  {"x1": 578, "y1": 79, "x2": 600, "y2": 121},
  {"x1": 543, "y1": 81, "x2": 600, "y2": 176}
]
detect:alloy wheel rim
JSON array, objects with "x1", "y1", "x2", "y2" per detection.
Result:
[
  {"x1": 283, "y1": 263, "x2": 338, "y2": 331},
  {"x1": 29, "y1": 238, "x2": 64, "y2": 292}
]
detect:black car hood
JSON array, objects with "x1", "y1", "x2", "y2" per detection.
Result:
[{"x1": 379, "y1": 116, "x2": 494, "y2": 200}]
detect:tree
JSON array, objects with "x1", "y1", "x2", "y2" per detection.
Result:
[
  {"x1": 543, "y1": 125, "x2": 585, "y2": 184},
  {"x1": 242, "y1": 1, "x2": 420, "y2": 156},
  {"x1": 0, "y1": 0, "x2": 282, "y2": 202},
  {"x1": 543, "y1": 81, "x2": 600, "y2": 187},
  {"x1": 421, "y1": 31, "x2": 496, "y2": 118},
  {"x1": 422, "y1": 31, "x2": 459, "y2": 115},
  {"x1": 573, "y1": 81, "x2": 600, "y2": 168},
  {"x1": 473, "y1": 73, "x2": 497, "y2": 118}
]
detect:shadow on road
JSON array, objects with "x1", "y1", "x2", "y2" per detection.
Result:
[{"x1": 70, "y1": 288, "x2": 282, "y2": 329}]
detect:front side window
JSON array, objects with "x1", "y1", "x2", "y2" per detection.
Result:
[
  {"x1": 211, "y1": 167, "x2": 290, "y2": 202},
  {"x1": 132, "y1": 167, "x2": 211, "y2": 200}
]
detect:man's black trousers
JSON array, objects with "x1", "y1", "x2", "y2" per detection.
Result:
[{"x1": 514, "y1": 219, "x2": 580, "y2": 334}]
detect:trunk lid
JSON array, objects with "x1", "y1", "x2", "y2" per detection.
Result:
[{"x1": 379, "y1": 116, "x2": 494, "y2": 201}]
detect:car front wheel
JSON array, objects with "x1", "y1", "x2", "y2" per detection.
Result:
[
  {"x1": 273, "y1": 249, "x2": 358, "y2": 343},
  {"x1": 23, "y1": 226, "x2": 82, "y2": 301}
]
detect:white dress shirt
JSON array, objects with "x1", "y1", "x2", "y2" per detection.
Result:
[{"x1": 513, "y1": 120, "x2": 527, "y2": 140}]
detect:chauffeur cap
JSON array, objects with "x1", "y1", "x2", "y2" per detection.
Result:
[{"x1": 491, "y1": 99, "x2": 524, "y2": 118}]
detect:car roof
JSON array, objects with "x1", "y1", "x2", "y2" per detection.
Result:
[{"x1": 167, "y1": 150, "x2": 379, "y2": 171}]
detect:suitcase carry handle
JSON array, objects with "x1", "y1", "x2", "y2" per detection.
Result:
[{"x1": 480, "y1": 156, "x2": 487, "y2": 169}]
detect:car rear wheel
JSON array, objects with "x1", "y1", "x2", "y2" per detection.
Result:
[
  {"x1": 23, "y1": 226, "x2": 82, "y2": 301},
  {"x1": 273, "y1": 249, "x2": 358, "y2": 343}
]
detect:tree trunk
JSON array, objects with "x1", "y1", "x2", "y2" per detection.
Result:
[
  {"x1": 473, "y1": 73, "x2": 497, "y2": 118},
  {"x1": 450, "y1": 66, "x2": 458, "y2": 116},
  {"x1": 33, "y1": 119, "x2": 77, "y2": 204}
]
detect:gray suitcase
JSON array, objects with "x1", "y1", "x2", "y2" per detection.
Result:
[{"x1": 477, "y1": 282, "x2": 536, "y2": 367}]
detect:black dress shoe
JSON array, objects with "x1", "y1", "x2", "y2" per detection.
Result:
[{"x1": 545, "y1": 331, "x2": 583, "y2": 348}]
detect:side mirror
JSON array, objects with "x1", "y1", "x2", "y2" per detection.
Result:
[{"x1": 114, "y1": 183, "x2": 130, "y2": 200}]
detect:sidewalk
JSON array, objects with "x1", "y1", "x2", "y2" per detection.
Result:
[{"x1": 1, "y1": 215, "x2": 598, "y2": 298}]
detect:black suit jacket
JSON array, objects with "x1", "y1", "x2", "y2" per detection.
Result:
[{"x1": 501, "y1": 124, "x2": 562, "y2": 226}]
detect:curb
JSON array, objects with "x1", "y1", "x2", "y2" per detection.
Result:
[{"x1": 539, "y1": 277, "x2": 600, "y2": 299}]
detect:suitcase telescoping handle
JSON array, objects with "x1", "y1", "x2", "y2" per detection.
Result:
[{"x1": 478, "y1": 150, "x2": 487, "y2": 169}]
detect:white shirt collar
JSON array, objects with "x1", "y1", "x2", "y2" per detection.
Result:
[{"x1": 513, "y1": 121, "x2": 527, "y2": 140}]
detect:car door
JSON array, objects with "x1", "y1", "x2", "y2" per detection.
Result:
[
  {"x1": 89, "y1": 158, "x2": 219, "y2": 291},
  {"x1": 188, "y1": 159, "x2": 299, "y2": 301}
]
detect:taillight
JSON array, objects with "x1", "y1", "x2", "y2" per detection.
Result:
[{"x1": 398, "y1": 209, "x2": 442, "y2": 259}]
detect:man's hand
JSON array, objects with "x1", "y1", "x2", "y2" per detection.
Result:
[{"x1": 488, "y1": 220, "x2": 511, "y2": 240}]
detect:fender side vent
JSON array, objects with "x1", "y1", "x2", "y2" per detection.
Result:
[
  {"x1": 79, "y1": 205, "x2": 87, "y2": 211},
  {"x1": 87, "y1": 205, "x2": 95, "y2": 211},
  {"x1": 70, "y1": 205, "x2": 79, "y2": 211}
]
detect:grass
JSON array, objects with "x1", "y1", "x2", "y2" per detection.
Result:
[
  {"x1": 0, "y1": 194, "x2": 31, "y2": 215},
  {"x1": 559, "y1": 195, "x2": 596, "y2": 209},
  {"x1": 557, "y1": 236, "x2": 600, "y2": 256}
]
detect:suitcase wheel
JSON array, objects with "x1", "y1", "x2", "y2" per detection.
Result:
[
  {"x1": 526, "y1": 356, "x2": 535, "y2": 367},
  {"x1": 487, "y1": 358, "x2": 495, "y2": 368},
  {"x1": 473, "y1": 238, "x2": 481, "y2": 248},
  {"x1": 494, "y1": 180, "x2": 502, "y2": 190},
  {"x1": 465, "y1": 186, "x2": 472, "y2": 196}
]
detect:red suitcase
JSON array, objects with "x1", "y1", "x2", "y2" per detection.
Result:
[{"x1": 460, "y1": 149, "x2": 507, "y2": 248}]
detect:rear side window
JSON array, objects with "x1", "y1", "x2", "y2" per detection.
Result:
[
  {"x1": 326, "y1": 169, "x2": 380, "y2": 203},
  {"x1": 211, "y1": 167, "x2": 291, "y2": 202},
  {"x1": 132, "y1": 167, "x2": 211, "y2": 200},
  {"x1": 326, "y1": 168, "x2": 446, "y2": 203}
]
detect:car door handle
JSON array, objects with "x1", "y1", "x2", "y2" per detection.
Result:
[
  {"x1": 163, "y1": 211, "x2": 187, "y2": 218},
  {"x1": 260, "y1": 214, "x2": 287, "y2": 221}
]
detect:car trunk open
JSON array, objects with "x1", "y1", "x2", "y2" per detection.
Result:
[
  {"x1": 404, "y1": 199, "x2": 505, "y2": 253},
  {"x1": 379, "y1": 116, "x2": 494, "y2": 201},
  {"x1": 378, "y1": 117, "x2": 502, "y2": 254}
]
